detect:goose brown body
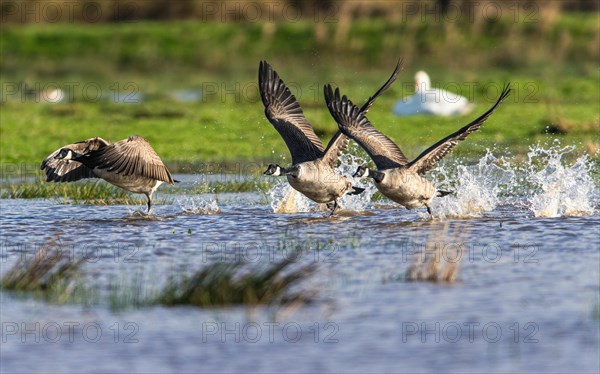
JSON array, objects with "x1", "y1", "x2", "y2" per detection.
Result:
[
  {"x1": 374, "y1": 168, "x2": 437, "y2": 209},
  {"x1": 259, "y1": 60, "x2": 401, "y2": 214},
  {"x1": 326, "y1": 83, "x2": 511, "y2": 214},
  {"x1": 41, "y1": 135, "x2": 174, "y2": 212},
  {"x1": 286, "y1": 160, "x2": 355, "y2": 204}
]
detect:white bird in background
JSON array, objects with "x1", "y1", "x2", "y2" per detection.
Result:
[
  {"x1": 392, "y1": 71, "x2": 474, "y2": 117},
  {"x1": 40, "y1": 88, "x2": 65, "y2": 103},
  {"x1": 21, "y1": 82, "x2": 66, "y2": 103}
]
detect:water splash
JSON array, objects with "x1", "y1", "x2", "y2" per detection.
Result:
[
  {"x1": 126, "y1": 209, "x2": 159, "y2": 219},
  {"x1": 429, "y1": 151, "x2": 516, "y2": 218},
  {"x1": 178, "y1": 197, "x2": 220, "y2": 215},
  {"x1": 264, "y1": 143, "x2": 597, "y2": 218},
  {"x1": 268, "y1": 182, "x2": 314, "y2": 213},
  {"x1": 524, "y1": 144, "x2": 595, "y2": 217},
  {"x1": 430, "y1": 144, "x2": 597, "y2": 218}
]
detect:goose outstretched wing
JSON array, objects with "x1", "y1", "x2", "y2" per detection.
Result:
[
  {"x1": 84, "y1": 135, "x2": 174, "y2": 184},
  {"x1": 41, "y1": 137, "x2": 110, "y2": 182},
  {"x1": 321, "y1": 59, "x2": 402, "y2": 168},
  {"x1": 259, "y1": 60, "x2": 324, "y2": 165},
  {"x1": 407, "y1": 84, "x2": 511, "y2": 175},
  {"x1": 325, "y1": 86, "x2": 409, "y2": 170}
]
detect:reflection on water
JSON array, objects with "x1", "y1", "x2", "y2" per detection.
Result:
[
  {"x1": 1, "y1": 146, "x2": 599, "y2": 373},
  {"x1": 1, "y1": 197, "x2": 598, "y2": 373}
]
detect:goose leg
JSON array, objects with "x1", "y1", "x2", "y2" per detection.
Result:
[
  {"x1": 329, "y1": 199, "x2": 338, "y2": 217},
  {"x1": 146, "y1": 193, "x2": 153, "y2": 213},
  {"x1": 425, "y1": 204, "x2": 432, "y2": 216}
]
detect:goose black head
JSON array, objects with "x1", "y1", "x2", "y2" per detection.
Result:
[
  {"x1": 353, "y1": 165, "x2": 369, "y2": 178},
  {"x1": 264, "y1": 164, "x2": 282, "y2": 176},
  {"x1": 55, "y1": 148, "x2": 76, "y2": 160},
  {"x1": 354, "y1": 165, "x2": 384, "y2": 183}
]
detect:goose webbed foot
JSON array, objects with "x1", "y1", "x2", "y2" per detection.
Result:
[
  {"x1": 426, "y1": 204, "x2": 432, "y2": 216},
  {"x1": 437, "y1": 190, "x2": 453, "y2": 198}
]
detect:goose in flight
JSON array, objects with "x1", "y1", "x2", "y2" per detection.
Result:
[
  {"x1": 259, "y1": 60, "x2": 401, "y2": 215},
  {"x1": 41, "y1": 135, "x2": 174, "y2": 212},
  {"x1": 392, "y1": 71, "x2": 474, "y2": 117},
  {"x1": 326, "y1": 83, "x2": 511, "y2": 215}
]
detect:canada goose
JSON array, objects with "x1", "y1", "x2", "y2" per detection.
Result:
[
  {"x1": 41, "y1": 135, "x2": 174, "y2": 212},
  {"x1": 325, "y1": 83, "x2": 511, "y2": 215},
  {"x1": 393, "y1": 71, "x2": 474, "y2": 117},
  {"x1": 259, "y1": 60, "x2": 401, "y2": 215}
]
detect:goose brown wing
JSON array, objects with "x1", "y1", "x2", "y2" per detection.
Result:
[
  {"x1": 259, "y1": 61, "x2": 324, "y2": 165},
  {"x1": 40, "y1": 137, "x2": 109, "y2": 182},
  {"x1": 85, "y1": 135, "x2": 174, "y2": 184},
  {"x1": 358, "y1": 58, "x2": 402, "y2": 115},
  {"x1": 320, "y1": 131, "x2": 349, "y2": 168},
  {"x1": 325, "y1": 86, "x2": 409, "y2": 170},
  {"x1": 321, "y1": 59, "x2": 402, "y2": 168},
  {"x1": 408, "y1": 83, "x2": 511, "y2": 175}
]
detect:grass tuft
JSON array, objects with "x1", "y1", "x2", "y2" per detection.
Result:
[
  {"x1": 157, "y1": 258, "x2": 315, "y2": 307},
  {"x1": 405, "y1": 222, "x2": 467, "y2": 284},
  {"x1": 1, "y1": 238, "x2": 91, "y2": 304},
  {"x1": 179, "y1": 179, "x2": 275, "y2": 194},
  {"x1": 2, "y1": 243, "x2": 316, "y2": 309}
]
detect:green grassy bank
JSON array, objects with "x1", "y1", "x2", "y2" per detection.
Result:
[{"x1": 1, "y1": 16, "x2": 598, "y2": 170}]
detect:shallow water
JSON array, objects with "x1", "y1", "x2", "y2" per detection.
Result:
[{"x1": 1, "y1": 148, "x2": 599, "y2": 373}]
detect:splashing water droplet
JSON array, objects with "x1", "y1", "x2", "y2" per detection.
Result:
[
  {"x1": 336, "y1": 152, "x2": 378, "y2": 211},
  {"x1": 429, "y1": 144, "x2": 597, "y2": 218},
  {"x1": 267, "y1": 182, "x2": 314, "y2": 213},
  {"x1": 429, "y1": 150, "x2": 516, "y2": 218},
  {"x1": 178, "y1": 197, "x2": 220, "y2": 215},
  {"x1": 264, "y1": 143, "x2": 598, "y2": 218},
  {"x1": 524, "y1": 144, "x2": 595, "y2": 217}
]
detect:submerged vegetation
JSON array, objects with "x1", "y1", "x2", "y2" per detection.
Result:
[
  {"x1": 1, "y1": 243, "x2": 317, "y2": 309},
  {"x1": 158, "y1": 258, "x2": 315, "y2": 307},
  {"x1": 0, "y1": 240, "x2": 90, "y2": 303},
  {"x1": 405, "y1": 222, "x2": 469, "y2": 283}
]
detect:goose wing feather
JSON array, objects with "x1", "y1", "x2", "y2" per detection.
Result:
[
  {"x1": 321, "y1": 59, "x2": 402, "y2": 168},
  {"x1": 40, "y1": 137, "x2": 109, "y2": 182},
  {"x1": 325, "y1": 86, "x2": 409, "y2": 170},
  {"x1": 407, "y1": 83, "x2": 511, "y2": 175},
  {"x1": 85, "y1": 135, "x2": 174, "y2": 184},
  {"x1": 259, "y1": 60, "x2": 324, "y2": 165}
]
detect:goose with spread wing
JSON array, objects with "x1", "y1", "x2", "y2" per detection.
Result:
[
  {"x1": 41, "y1": 135, "x2": 174, "y2": 212},
  {"x1": 259, "y1": 60, "x2": 401, "y2": 215},
  {"x1": 325, "y1": 83, "x2": 511, "y2": 215}
]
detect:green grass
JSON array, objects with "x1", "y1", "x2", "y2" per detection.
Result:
[
  {"x1": 1, "y1": 17, "x2": 598, "y2": 169},
  {"x1": 0, "y1": 174, "x2": 275, "y2": 201},
  {"x1": 0, "y1": 177, "x2": 173, "y2": 205},
  {"x1": 1, "y1": 177, "x2": 131, "y2": 199},
  {"x1": 158, "y1": 258, "x2": 315, "y2": 307},
  {"x1": 174, "y1": 178, "x2": 275, "y2": 194}
]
